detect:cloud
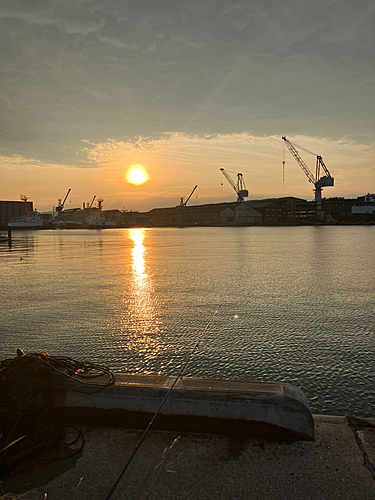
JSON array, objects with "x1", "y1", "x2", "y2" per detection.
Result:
[
  {"x1": 0, "y1": 1, "x2": 104, "y2": 36},
  {"x1": 0, "y1": 154, "x2": 75, "y2": 170},
  {"x1": 146, "y1": 41, "x2": 156, "y2": 52},
  {"x1": 96, "y1": 34, "x2": 137, "y2": 50},
  {"x1": 165, "y1": 36, "x2": 204, "y2": 50},
  {"x1": 84, "y1": 132, "x2": 266, "y2": 167}
]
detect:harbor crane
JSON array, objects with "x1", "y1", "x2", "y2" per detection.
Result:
[
  {"x1": 177, "y1": 185, "x2": 197, "y2": 224},
  {"x1": 56, "y1": 189, "x2": 71, "y2": 214},
  {"x1": 88, "y1": 195, "x2": 96, "y2": 209},
  {"x1": 220, "y1": 168, "x2": 248, "y2": 202},
  {"x1": 282, "y1": 137, "x2": 334, "y2": 220}
]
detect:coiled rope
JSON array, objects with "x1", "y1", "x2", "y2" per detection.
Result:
[{"x1": 0, "y1": 350, "x2": 114, "y2": 479}]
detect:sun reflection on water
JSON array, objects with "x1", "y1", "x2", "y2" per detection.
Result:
[
  {"x1": 121, "y1": 228, "x2": 165, "y2": 372},
  {"x1": 129, "y1": 228, "x2": 146, "y2": 282}
]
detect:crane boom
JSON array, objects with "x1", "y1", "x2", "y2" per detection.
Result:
[
  {"x1": 220, "y1": 168, "x2": 237, "y2": 192},
  {"x1": 184, "y1": 185, "x2": 197, "y2": 206},
  {"x1": 56, "y1": 188, "x2": 71, "y2": 214},
  {"x1": 220, "y1": 168, "x2": 248, "y2": 202},
  {"x1": 282, "y1": 137, "x2": 315, "y2": 184},
  {"x1": 89, "y1": 195, "x2": 96, "y2": 209},
  {"x1": 62, "y1": 189, "x2": 71, "y2": 206}
]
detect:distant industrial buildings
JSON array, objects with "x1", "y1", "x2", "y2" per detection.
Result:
[
  {"x1": 146, "y1": 195, "x2": 375, "y2": 226},
  {"x1": 1, "y1": 195, "x2": 374, "y2": 229},
  {"x1": 148, "y1": 202, "x2": 263, "y2": 226}
]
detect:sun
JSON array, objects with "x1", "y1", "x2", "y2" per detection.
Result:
[{"x1": 127, "y1": 166, "x2": 148, "y2": 185}]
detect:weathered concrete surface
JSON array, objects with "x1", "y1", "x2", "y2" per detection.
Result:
[
  {"x1": 3, "y1": 416, "x2": 375, "y2": 500},
  {"x1": 348, "y1": 417, "x2": 375, "y2": 481},
  {"x1": 47, "y1": 374, "x2": 314, "y2": 440},
  {"x1": 359, "y1": 427, "x2": 375, "y2": 469}
]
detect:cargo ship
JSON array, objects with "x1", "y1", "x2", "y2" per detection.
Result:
[{"x1": 8, "y1": 210, "x2": 43, "y2": 229}]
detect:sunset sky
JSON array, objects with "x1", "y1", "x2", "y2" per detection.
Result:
[{"x1": 0, "y1": 0, "x2": 374, "y2": 212}]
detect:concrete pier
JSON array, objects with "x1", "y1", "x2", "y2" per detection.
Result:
[
  {"x1": 3, "y1": 415, "x2": 375, "y2": 499},
  {"x1": 3, "y1": 374, "x2": 375, "y2": 499}
]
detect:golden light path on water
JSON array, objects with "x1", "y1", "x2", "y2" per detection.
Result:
[
  {"x1": 125, "y1": 228, "x2": 167, "y2": 373},
  {"x1": 130, "y1": 228, "x2": 146, "y2": 282}
]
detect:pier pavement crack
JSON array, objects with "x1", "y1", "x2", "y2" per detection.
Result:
[{"x1": 348, "y1": 416, "x2": 375, "y2": 482}]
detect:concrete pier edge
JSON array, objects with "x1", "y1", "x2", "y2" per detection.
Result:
[{"x1": 3, "y1": 413, "x2": 375, "y2": 500}]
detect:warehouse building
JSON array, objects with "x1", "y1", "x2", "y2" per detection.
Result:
[
  {"x1": 147, "y1": 202, "x2": 262, "y2": 226},
  {"x1": 0, "y1": 200, "x2": 33, "y2": 228}
]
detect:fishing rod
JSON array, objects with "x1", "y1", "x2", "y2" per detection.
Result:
[{"x1": 104, "y1": 308, "x2": 219, "y2": 500}]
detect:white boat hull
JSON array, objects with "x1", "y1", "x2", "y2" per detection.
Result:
[{"x1": 8, "y1": 211, "x2": 43, "y2": 228}]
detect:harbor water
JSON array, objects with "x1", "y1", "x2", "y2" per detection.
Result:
[{"x1": 1, "y1": 226, "x2": 374, "y2": 417}]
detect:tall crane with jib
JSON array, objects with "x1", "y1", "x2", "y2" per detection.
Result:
[
  {"x1": 56, "y1": 189, "x2": 71, "y2": 215},
  {"x1": 177, "y1": 185, "x2": 197, "y2": 224},
  {"x1": 282, "y1": 137, "x2": 334, "y2": 220},
  {"x1": 220, "y1": 168, "x2": 248, "y2": 202}
]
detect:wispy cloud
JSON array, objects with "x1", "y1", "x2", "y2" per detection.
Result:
[
  {"x1": 85, "y1": 132, "x2": 375, "y2": 166},
  {"x1": 0, "y1": 2, "x2": 104, "y2": 36},
  {"x1": 96, "y1": 34, "x2": 137, "y2": 50},
  {"x1": 0, "y1": 154, "x2": 71, "y2": 170}
]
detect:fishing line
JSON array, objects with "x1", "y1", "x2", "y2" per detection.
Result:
[{"x1": 104, "y1": 308, "x2": 219, "y2": 500}]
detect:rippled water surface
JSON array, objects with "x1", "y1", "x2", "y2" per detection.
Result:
[{"x1": 1, "y1": 226, "x2": 374, "y2": 417}]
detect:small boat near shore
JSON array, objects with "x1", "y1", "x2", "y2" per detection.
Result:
[
  {"x1": 52, "y1": 372, "x2": 314, "y2": 440},
  {"x1": 1, "y1": 351, "x2": 314, "y2": 442}
]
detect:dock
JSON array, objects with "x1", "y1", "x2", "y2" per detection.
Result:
[
  {"x1": 2, "y1": 370, "x2": 375, "y2": 499},
  {"x1": 3, "y1": 415, "x2": 375, "y2": 499}
]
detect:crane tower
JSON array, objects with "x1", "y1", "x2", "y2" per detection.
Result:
[
  {"x1": 97, "y1": 198, "x2": 104, "y2": 217},
  {"x1": 282, "y1": 137, "x2": 334, "y2": 220},
  {"x1": 220, "y1": 169, "x2": 248, "y2": 202},
  {"x1": 20, "y1": 195, "x2": 29, "y2": 216}
]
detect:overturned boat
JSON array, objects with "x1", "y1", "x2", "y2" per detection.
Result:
[{"x1": 50, "y1": 372, "x2": 314, "y2": 440}]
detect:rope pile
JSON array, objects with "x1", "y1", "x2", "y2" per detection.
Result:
[{"x1": 0, "y1": 350, "x2": 115, "y2": 479}]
